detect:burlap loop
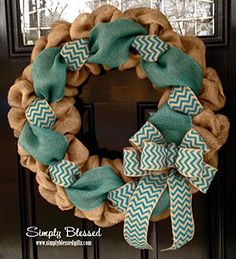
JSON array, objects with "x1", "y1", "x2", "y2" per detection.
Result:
[
  {"x1": 8, "y1": 5, "x2": 229, "y2": 227},
  {"x1": 8, "y1": 107, "x2": 26, "y2": 137},
  {"x1": 193, "y1": 110, "x2": 230, "y2": 164},
  {"x1": 124, "y1": 7, "x2": 172, "y2": 33},
  {"x1": 70, "y1": 5, "x2": 122, "y2": 40},
  {"x1": 66, "y1": 68, "x2": 90, "y2": 87},
  {"x1": 64, "y1": 135, "x2": 89, "y2": 168},
  {"x1": 8, "y1": 79, "x2": 35, "y2": 109},
  {"x1": 55, "y1": 185, "x2": 74, "y2": 210},
  {"x1": 31, "y1": 37, "x2": 48, "y2": 62},
  {"x1": 18, "y1": 143, "x2": 46, "y2": 173},
  {"x1": 46, "y1": 21, "x2": 71, "y2": 48},
  {"x1": 22, "y1": 64, "x2": 33, "y2": 82},
  {"x1": 199, "y1": 67, "x2": 226, "y2": 111}
]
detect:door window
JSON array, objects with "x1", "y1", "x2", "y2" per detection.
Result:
[{"x1": 20, "y1": 0, "x2": 215, "y2": 45}]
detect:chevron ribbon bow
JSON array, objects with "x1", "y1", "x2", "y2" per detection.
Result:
[
  {"x1": 132, "y1": 35, "x2": 169, "y2": 61},
  {"x1": 25, "y1": 98, "x2": 56, "y2": 129},
  {"x1": 48, "y1": 159, "x2": 80, "y2": 187},
  {"x1": 121, "y1": 121, "x2": 217, "y2": 250},
  {"x1": 60, "y1": 39, "x2": 90, "y2": 71},
  {"x1": 167, "y1": 86, "x2": 203, "y2": 115}
]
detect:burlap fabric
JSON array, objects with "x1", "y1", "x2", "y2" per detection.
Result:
[{"x1": 8, "y1": 5, "x2": 229, "y2": 227}]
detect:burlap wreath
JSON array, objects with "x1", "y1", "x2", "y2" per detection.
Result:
[{"x1": 8, "y1": 5, "x2": 229, "y2": 250}]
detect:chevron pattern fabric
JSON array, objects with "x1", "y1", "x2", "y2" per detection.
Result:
[
  {"x1": 124, "y1": 173, "x2": 168, "y2": 249},
  {"x1": 60, "y1": 39, "x2": 89, "y2": 71},
  {"x1": 181, "y1": 128, "x2": 209, "y2": 153},
  {"x1": 123, "y1": 148, "x2": 147, "y2": 176},
  {"x1": 49, "y1": 160, "x2": 80, "y2": 187},
  {"x1": 122, "y1": 120, "x2": 218, "y2": 250},
  {"x1": 132, "y1": 35, "x2": 169, "y2": 61},
  {"x1": 140, "y1": 142, "x2": 166, "y2": 170},
  {"x1": 167, "y1": 86, "x2": 203, "y2": 116},
  {"x1": 107, "y1": 182, "x2": 137, "y2": 212},
  {"x1": 166, "y1": 169, "x2": 194, "y2": 250},
  {"x1": 187, "y1": 162, "x2": 217, "y2": 193},
  {"x1": 166, "y1": 143, "x2": 178, "y2": 167},
  {"x1": 176, "y1": 148, "x2": 203, "y2": 178},
  {"x1": 26, "y1": 98, "x2": 56, "y2": 129},
  {"x1": 129, "y1": 121, "x2": 166, "y2": 151}
]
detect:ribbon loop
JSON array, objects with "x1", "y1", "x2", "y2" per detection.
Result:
[
  {"x1": 176, "y1": 148, "x2": 204, "y2": 178},
  {"x1": 187, "y1": 162, "x2": 217, "y2": 193},
  {"x1": 60, "y1": 39, "x2": 90, "y2": 71},
  {"x1": 168, "y1": 86, "x2": 203, "y2": 116},
  {"x1": 132, "y1": 35, "x2": 169, "y2": 62},
  {"x1": 25, "y1": 98, "x2": 56, "y2": 129},
  {"x1": 129, "y1": 121, "x2": 166, "y2": 151},
  {"x1": 181, "y1": 128, "x2": 209, "y2": 153},
  {"x1": 123, "y1": 148, "x2": 147, "y2": 177},
  {"x1": 49, "y1": 159, "x2": 80, "y2": 187},
  {"x1": 141, "y1": 142, "x2": 167, "y2": 170}
]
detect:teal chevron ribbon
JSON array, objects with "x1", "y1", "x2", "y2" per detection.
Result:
[
  {"x1": 124, "y1": 173, "x2": 168, "y2": 249},
  {"x1": 132, "y1": 35, "x2": 169, "y2": 61},
  {"x1": 25, "y1": 98, "x2": 56, "y2": 129},
  {"x1": 107, "y1": 181, "x2": 170, "y2": 217},
  {"x1": 120, "y1": 121, "x2": 217, "y2": 250},
  {"x1": 167, "y1": 86, "x2": 203, "y2": 115},
  {"x1": 60, "y1": 39, "x2": 90, "y2": 71},
  {"x1": 49, "y1": 159, "x2": 80, "y2": 187}
]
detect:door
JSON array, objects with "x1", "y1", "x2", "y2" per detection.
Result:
[{"x1": 0, "y1": 0, "x2": 235, "y2": 259}]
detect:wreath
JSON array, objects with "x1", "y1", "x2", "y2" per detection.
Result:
[{"x1": 8, "y1": 5, "x2": 229, "y2": 250}]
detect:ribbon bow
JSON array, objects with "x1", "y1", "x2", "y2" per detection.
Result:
[{"x1": 122, "y1": 121, "x2": 217, "y2": 250}]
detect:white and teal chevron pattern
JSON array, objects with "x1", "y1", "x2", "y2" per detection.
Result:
[
  {"x1": 166, "y1": 143, "x2": 178, "y2": 167},
  {"x1": 132, "y1": 35, "x2": 169, "y2": 61},
  {"x1": 167, "y1": 86, "x2": 203, "y2": 116},
  {"x1": 49, "y1": 159, "x2": 80, "y2": 187},
  {"x1": 25, "y1": 98, "x2": 56, "y2": 129},
  {"x1": 124, "y1": 173, "x2": 168, "y2": 249},
  {"x1": 176, "y1": 148, "x2": 203, "y2": 178},
  {"x1": 140, "y1": 142, "x2": 166, "y2": 170},
  {"x1": 181, "y1": 128, "x2": 209, "y2": 153},
  {"x1": 166, "y1": 170, "x2": 194, "y2": 250},
  {"x1": 123, "y1": 148, "x2": 147, "y2": 177},
  {"x1": 129, "y1": 121, "x2": 166, "y2": 151},
  {"x1": 187, "y1": 162, "x2": 217, "y2": 193},
  {"x1": 107, "y1": 182, "x2": 137, "y2": 212},
  {"x1": 60, "y1": 39, "x2": 89, "y2": 71},
  {"x1": 122, "y1": 118, "x2": 218, "y2": 250}
]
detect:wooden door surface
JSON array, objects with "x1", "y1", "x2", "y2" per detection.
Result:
[{"x1": 0, "y1": 1, "x2": 235, "y2": 259}]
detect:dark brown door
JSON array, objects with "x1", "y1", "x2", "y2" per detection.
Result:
[{"x1": 0, "y1": 1, "x2": 235, "y2": 259}]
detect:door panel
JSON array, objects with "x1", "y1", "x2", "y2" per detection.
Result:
[{"x1": 0, "y1": 1, "x2": 235, "y2": 259}]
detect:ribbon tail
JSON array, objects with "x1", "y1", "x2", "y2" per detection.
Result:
[
  {"x1": 124, "y1": 173, "x2": 168, "y2": 249},
  {"x1": 163, "y1": 169, "x2": 194, "y2": 251}
]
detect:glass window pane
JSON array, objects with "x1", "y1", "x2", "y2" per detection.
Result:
[
  {"x1": 23, "y1": 29, "x2": 38, "y2": 45},
  {"x1": 29, "y1": 12, "x2": 38, "y2": 28},
  {"x1": 20, "y1": 0, "x2": 215, "y2": 45}
]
